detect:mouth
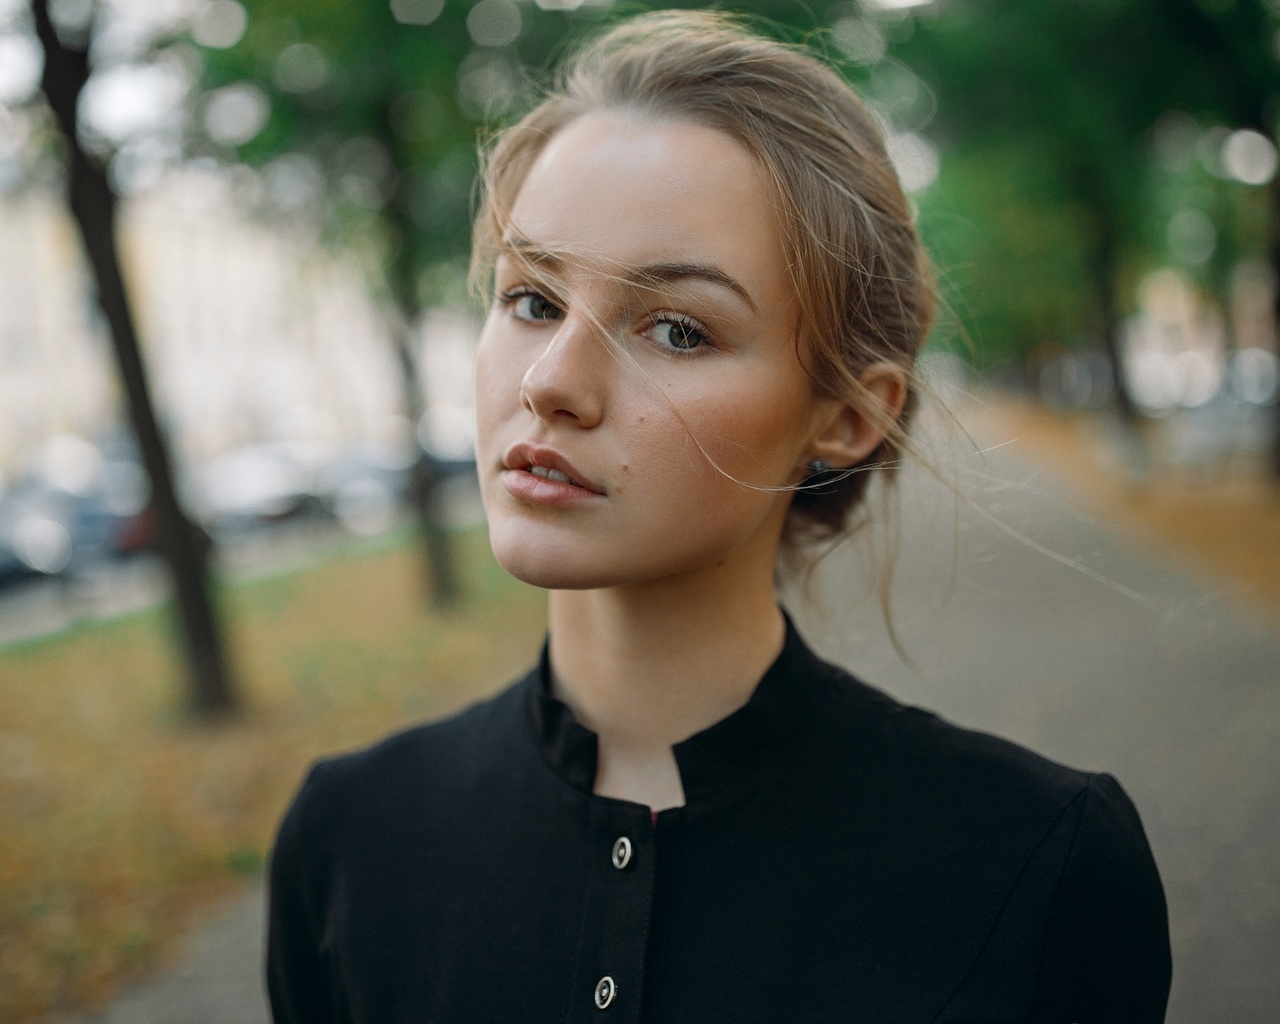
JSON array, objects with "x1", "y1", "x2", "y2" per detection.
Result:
[
  {"x1": 502, "y1": 442, "x2": 605, "y2": 497},
  {"x1": 526, "y1": 465, "x2": 584, "y2": 487}
]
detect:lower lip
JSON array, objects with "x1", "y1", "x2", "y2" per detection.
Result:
[{"x1": 501, "y1": 469, "x2": 604, "y2": 508}]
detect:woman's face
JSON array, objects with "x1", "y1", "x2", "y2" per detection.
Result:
[{"x1": 474, "y1": 110, "x2": 833, "y2": 591}]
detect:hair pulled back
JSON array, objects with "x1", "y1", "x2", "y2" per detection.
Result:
[{"x1": 472, "y1": 9, "x2": 936, "y2": 548}]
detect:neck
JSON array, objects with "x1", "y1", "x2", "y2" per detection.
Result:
[{"x1": 547, "y1": 553, "x2": 786, "y2": 809}]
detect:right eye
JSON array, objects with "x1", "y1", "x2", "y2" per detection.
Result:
[{"x1": 506, "y1": 290, "x2": 563, "y2": 323}]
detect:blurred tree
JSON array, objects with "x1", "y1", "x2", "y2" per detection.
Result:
[
  {"x1": 1163, "y1": 0, "x2": 1280, "y2": 477},
  {"x1": 185, "y1": 0, "x2": 537, "y2": 607},
  {"x1": 915, "y1": 138, "x2": 1099, "y2": 372},
  {"x1": 891, "y1": 0, "x2": 1278, "y2": 440},
  {"x1": 891, "y1": 0, "x2": 1182, "y2": 419},
  {"x1": 31, "y1": 0, "x2": 239, "y2": 718}
]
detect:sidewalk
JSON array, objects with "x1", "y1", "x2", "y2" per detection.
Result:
[
  {"x1": 79, "y1": 886, "x2": 268, "y2": 1024},
  {"x1": 961, "y1": 394, "x2": 1280, "y2": 626}
]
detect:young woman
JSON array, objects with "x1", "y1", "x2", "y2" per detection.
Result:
[{"x1": 267, "y1": 12, "x2": 1171, "y2": 1022}]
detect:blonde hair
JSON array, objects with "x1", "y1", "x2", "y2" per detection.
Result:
[{"x1": 471, "y1": 9, "x2": 936, "y2": 550}]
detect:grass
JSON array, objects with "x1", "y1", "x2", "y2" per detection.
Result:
[{"x1": 0, "y1": 528, "x2": 547, "y2": 1022}]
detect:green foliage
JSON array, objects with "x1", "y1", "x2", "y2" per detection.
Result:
[
  {"x1": 892, "y1": 0, "x2": 1279, "y2": 365},
  {"x1": 920, "y1": 142, "x2": 1099, "y2": 367},
  {"x1": 194, "y1": 0, "x2": 625, "y2": 306}
]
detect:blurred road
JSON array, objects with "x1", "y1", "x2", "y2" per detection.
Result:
[{"x1": 79, "y1": 438, "x2": 1279, "y2": 1023}]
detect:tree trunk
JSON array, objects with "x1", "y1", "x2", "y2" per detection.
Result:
[
  {"x1": 1271, "y1": 173, "x2": 1280, "y2": 482},
  {"x1": 1091, "y1": 210, "x2": 1140, "y2": 426},
  {"x1": 389, "y1": 310, "x2": 459, "y2": 607},
  {"x1": 358, "y1": 75, "x2": 459, "y2": 608},
  {"x1": 1083, "y1": 185, "x2": 1150, "y2": 480},
  {"x1": 32, "y1": 0, "x2": 239, "y2": 716}
]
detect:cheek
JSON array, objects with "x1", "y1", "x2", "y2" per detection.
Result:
[
  {"x1": 665, "y1": 380, "x2": 812, "y2": 485},
  {"x1": 624, "y1": 383, "x2": 809, "y2": 513},
  {"x1": 473, "y1": 334, "x2": 523, "y2": 444}
]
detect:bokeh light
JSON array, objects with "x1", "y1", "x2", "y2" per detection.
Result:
[
  {"x1": 390, "y1": 0, "x2": 446, "y2": 27},
  {"x1": 466, "y1": 0, "x2": 523, "y2": 48},
  {"x1": 1222, "y1": 129, "x2": 1278, "y2": 186},
  {"x1": 203, "y1": 82, "x2": 269, "y2": 147}
]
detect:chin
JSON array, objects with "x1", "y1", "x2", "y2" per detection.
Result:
[
  {"x1": 490, "y1": 546, "x2": 619, "y2": 592},
  {"x1": 487, "y1": 518, "x2": 710, "y2": 591},
  {"x1": 486, "y1": 525, "x2": 613, "y2": 591},
  {"x1": 487, "y1": 523, "x2": 752, "y2": 594}
]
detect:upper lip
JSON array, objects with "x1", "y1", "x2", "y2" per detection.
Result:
[{"x1": 502, "y1": 442, "x2": 605, "y2": 495}]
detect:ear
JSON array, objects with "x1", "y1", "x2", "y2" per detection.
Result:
[{"x1": 805, "y1": 361, "x2": 909, "y2": 471}]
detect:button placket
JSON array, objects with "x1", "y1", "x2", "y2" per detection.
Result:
[{"x1": 567, "y1": 805, "x2": 657, "y2": 1023}]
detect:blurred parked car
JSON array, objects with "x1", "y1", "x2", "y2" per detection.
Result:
[
  {"x1": 193, "y1": 441, "x2": 327, "y2": 535},
  {"x1": 0, "y1": 478, "x2": 77, "y2": 584},
  {"x1": 319, "y1": 441, "x2": 476, "y2": 538},
  {"x1": 0, "y1": 432, "x2": 153, "y2": 590},
  {"x1": 0, "y1": 430, "x2": 479, "y2": 593},
  {"x1": 320, "y1": 441, "x2": 413, "y2": 537}
]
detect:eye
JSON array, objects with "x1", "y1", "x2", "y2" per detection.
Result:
[
  {"x1": 648, "y1": 314, "x2": 710, "y2": 353},
  {"x1": 503, "y1": 289, "x2": 563, "y2": 323}
]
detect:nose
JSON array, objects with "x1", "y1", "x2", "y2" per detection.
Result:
[{"x1": 520, "y1": 313, "x2": 609, "y2": 429}]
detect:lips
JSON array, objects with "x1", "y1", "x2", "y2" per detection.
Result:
[{"x1": 502, "y1": 442, "x2": 605, "y2": 496}]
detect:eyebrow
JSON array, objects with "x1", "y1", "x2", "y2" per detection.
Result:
[
  {"x1": 502, "y1": 235, "x2": 757, "y2": 312},
  {"x1": 634, "y1": 262, "x2": 757, "y2": 312}
]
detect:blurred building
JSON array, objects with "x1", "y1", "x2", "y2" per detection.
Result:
[{"x1": 0, "y1": 165, "x2": 478, "y2": 483}]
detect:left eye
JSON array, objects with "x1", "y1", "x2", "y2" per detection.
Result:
[
  {"x1": 650, "y1": 317, "x2": 709, "y2": 352},
  {"x1": 510, "y1": 292, "x2": 562, "y2": 322}
]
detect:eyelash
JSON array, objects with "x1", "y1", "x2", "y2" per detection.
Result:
[{"x1": 497, "y1": 286, "x2": 716, "y2": 356}]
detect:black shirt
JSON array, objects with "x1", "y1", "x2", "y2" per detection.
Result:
[{"x1": 266, "y1": 615, "x2": 1171, "y2": 1023}]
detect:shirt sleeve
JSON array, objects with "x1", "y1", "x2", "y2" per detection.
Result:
[
  {"x1": 1031, "y1": 772, "x2": 1172, "y2": 1023},
  {"x1": 266, "y1": 762, "x2": 338, "y2": 1024}
]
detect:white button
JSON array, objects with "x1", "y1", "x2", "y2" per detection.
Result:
[
  {"x1": 611, "y1": 836, "x2": 632, "y2": 870},
  {"x1": 594, "y1": 975, "x2": 617, "y2": 1009}
]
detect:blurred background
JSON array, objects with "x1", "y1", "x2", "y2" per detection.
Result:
[{"x1": 0, "y1": 0, "x2": 1277, "y2": 1021}]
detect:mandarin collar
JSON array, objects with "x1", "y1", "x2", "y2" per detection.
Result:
[{"x1": 525, "y1": 612, "x2": 832, "y2": 805}]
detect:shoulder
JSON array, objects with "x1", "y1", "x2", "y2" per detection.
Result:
[
  {"x1": 1032, "y1": 770, "x2": 1172, "y2": 1018},
  {"x1": 275, "y1": 670, "x2": 535, "y2": 852},
  {"x1": 817, "y1": 664, "x2": 1170, "y2": 1016},
  {"x1": 815, "y1": 660, "x2": 1159, "y2": 894},
  {"x1": 824, "y1": 664, "x2": 1092, "y2": 813}
]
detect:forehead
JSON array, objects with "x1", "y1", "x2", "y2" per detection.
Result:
[{"x1": 506, "y1": 110, "x2": 789, "y2": 297}]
